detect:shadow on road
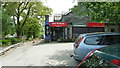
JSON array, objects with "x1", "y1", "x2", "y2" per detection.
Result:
[
  {"x1": 47, "y1": 49, "x2": 80, "y2": 66},
  {"x1": 35, "y1": 41, "x2": 73, "y2": 46}
]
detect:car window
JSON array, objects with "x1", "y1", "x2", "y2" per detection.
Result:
[
  {"x1": 101, "y1": 35, "x2": 120, "y2": 45},
  {"x1": 85, "y1": 35, "x2": 120, "y2": 45},
  {"x1": 99, "y1": 45, "x2": 120, "y2": 57},
  {"x1": 85, "y1": 36, "x2": 102, "y2": 45}
]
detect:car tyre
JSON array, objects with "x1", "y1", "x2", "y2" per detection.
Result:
[{"x1": 73, "y1": 57, "x2": 82, "y2": 62}]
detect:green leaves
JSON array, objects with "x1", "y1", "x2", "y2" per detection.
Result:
[
  {"x1": 2, "y1": 8, "x2": 15, "y2": 38},
  {"x1": 21, "y1": 17, "x2": 41, "y2": 38},
  {"x1": 2, "y1": 2, "x2": 53, "y2": 39},
  {"x1": 71, "y1": 2, "x2": 120, "y2": 23}
]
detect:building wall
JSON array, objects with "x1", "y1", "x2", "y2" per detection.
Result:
[{"x1": 105, "y1": 24, "x2": 120, "y2": 33}]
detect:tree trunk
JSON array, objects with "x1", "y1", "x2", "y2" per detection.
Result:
[
  {"x1": 16, "y1": 15, "x2": 21, "y2": 39},
  {"x1": 16, "y1": 29, "x2": 21, "y2": 39}
]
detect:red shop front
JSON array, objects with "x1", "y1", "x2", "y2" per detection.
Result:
[{"x1": 49, "y1": 22, "x2": 68, "y2": 41}]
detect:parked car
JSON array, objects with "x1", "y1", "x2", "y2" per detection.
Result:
[
  {"x1": 78, "y1": 43, "x2": 120, "y2": 68},
  {"x1": 73, "y1": 32, "x2": 120, "y2": 61}
]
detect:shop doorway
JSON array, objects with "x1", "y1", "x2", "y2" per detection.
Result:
[{"x1": 51, "y1": 27, "x2": 64, "y2": 41}]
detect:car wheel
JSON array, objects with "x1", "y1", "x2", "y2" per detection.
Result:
[{"x1": 73, "y1": 57, "x2": 82, "y2": 62}]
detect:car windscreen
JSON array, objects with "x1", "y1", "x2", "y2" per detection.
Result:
[
  {"x1": 98, "y1": 44, "x2": 120, "y2": 57},
  {"x1": 85, "y1": 35, "x2": 120, "y2": 45}
]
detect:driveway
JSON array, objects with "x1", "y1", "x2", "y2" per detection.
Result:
[{"x1": 0, "y1": 41, "x2": 80, "y2": 67}]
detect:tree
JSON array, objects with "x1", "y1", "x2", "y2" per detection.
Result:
[
  {"x1": 70, "y1": 2, "x2": 120, "y2": 23},
  {"x1": 1, "y1": 8, "x2": 15, "y2": 39},
  {"x1": 2, "y1": 2, "x2": 52, "y2": 39},
  {"x1": 21, "y1": 17, "x2": 41, "y2": 39}
]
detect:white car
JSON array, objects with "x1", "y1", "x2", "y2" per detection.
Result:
[{"x1": 73, "y1": 32, "x2": 120, "y2": 61}]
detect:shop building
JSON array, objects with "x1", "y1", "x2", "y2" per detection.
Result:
[{"x1": 45, "y1": 13, "x2": 120, "y2": 41}]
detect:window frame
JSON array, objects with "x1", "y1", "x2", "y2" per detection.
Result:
[{"x1": 84, "y1": 35, "x2": 120, "y2": 45}]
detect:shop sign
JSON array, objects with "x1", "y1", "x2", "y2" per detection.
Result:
[
  {"x1": 88, "y1": 23, "x2": 105, "y2": 27},
  {"x1": 50, "y1": 22, "x2": 68, "y2": 27}
]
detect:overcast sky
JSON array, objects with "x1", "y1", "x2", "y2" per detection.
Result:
[
  {"x1": 43, "y1": 0, "x2": 77, "y2": 14},
  {"x1": 43, "y1": 0, "x2": 77, "y2": 21}
]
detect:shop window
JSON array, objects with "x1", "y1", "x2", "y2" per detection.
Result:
[{"x1": 111, "y1": 29, "x2": 115, "y2": 32}]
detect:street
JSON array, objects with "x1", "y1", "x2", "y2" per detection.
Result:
[
  {"x1": 1, "y1": 1, "x2": 120, "y2": 68},
  {"x1": 0, "y1": 41, "x2": 80, "y2": 66}
]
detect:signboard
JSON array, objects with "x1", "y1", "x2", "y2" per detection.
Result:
[
  {"x1": 45, "y1": 15, "x2": 51, "y2": 40},
  {"x1": 45, "y1": 24, "x2": 51, "y2": 40},
  {"x1": 88, "y1": 23, "x2": 105, "y2": 27},
  {"x1": 49, "y1": 22, "x2": 68, "y2": 27}
]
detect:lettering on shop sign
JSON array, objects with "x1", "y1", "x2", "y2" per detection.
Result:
[{"x1": 50, "y1": 22, "x2": 68, "y2": 27}]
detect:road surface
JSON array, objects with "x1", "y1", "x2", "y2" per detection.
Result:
[{"x1": 0, "y1": 41, "x2": 80, "y2": 67}]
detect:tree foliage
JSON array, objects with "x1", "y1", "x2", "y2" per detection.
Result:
[
  {"x1": 71, "y1": 2, "x2": 120, "y2": 23},
  {"x1": 2, "y1": 8, "x2": 15, "y2": 38},
  {"x1": 21, "y1": 17, "x2": 41, "y2": 38},
  {"x1": 1, "y1": 2, "x2": 53, "y2": 39}
]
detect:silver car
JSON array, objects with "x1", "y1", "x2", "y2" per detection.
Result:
[{"x1": 73, "y1": 32, "x2": 120, "y2": 61}]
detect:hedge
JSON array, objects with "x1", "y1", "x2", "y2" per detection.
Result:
[
  {"x1": 6, "y1": 37, "x2": 22, "y2": 44},
  {"x1": 1, "y1": 39, "x2": 11, "y2": 46},
  {"x1": 1, "y1": 37, "x2": 22, "y2": 46}
]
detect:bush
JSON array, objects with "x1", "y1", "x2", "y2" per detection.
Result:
[
  {"x1": 58, "y1": 38, "x2": 73, "y2": 42},
  {"x1": 0, "y1": 40, "x2": 2, "y2": 46},
  {"x1": 1, "y1": 38, "x2": 21, "y2": 46},
  {"x1": 2, "y1": 39, "x2": 11, "y2": 46},
  {"x1": 28, "y1": 37, "x2": 33, "y2": 41},
  {"x1": 6, "y1": 37, "x2": 22, "y2": 44},
  {"x1": 1, "y1": 38, "x2": 22, "y2": 46}
]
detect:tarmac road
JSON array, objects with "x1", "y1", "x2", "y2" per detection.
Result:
[{"x1": 0, "y1": 41, "x2": 80, "y2": 67}]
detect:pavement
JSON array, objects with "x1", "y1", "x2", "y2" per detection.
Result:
[{"x1": 0, "y1": 39, "x2": 80, "y2": 67}]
